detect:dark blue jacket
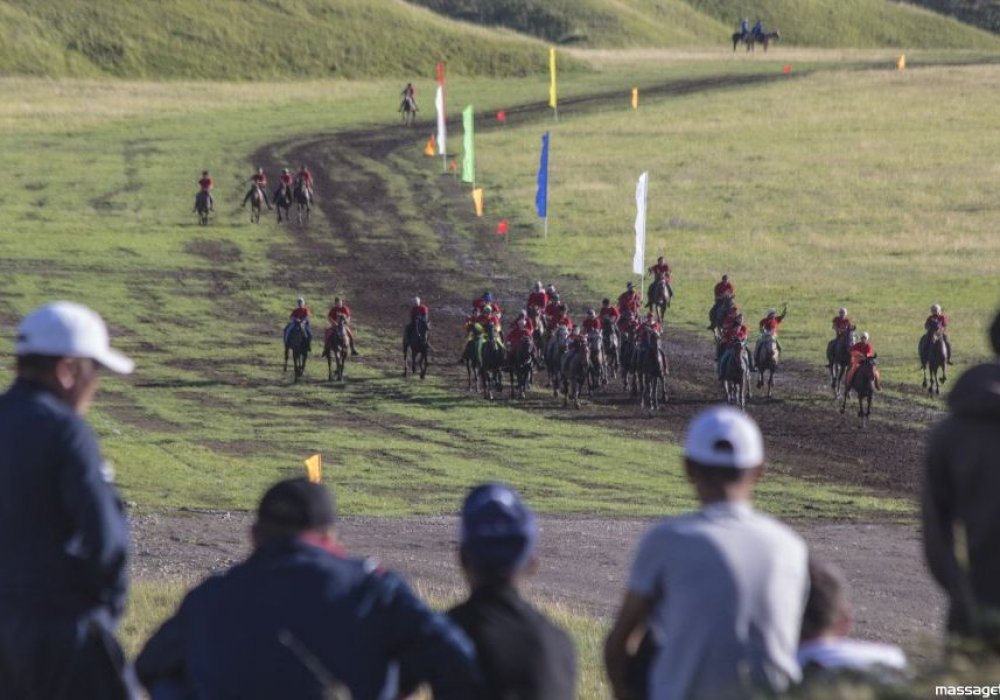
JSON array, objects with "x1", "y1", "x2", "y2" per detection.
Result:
[
  {"x1": 136, "y1": 536, "x2": 483, "y2": 699},
  {"x1": 0, "y1": 378, "x2": 129, "y2": 621}
]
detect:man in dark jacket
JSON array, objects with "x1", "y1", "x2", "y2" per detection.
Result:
[
  {"x1": 923, "y1": 307, "x2": 1000, "y2": 645},
  {"x1": 450, "y1": 483, "x2": 577, "y2": 700},
  {"x1": 0, "y1": 301, "x2": 136, "y2": 699},
  {"x1": 136, "y1": 478, "x2": 482, "y2": 699}
]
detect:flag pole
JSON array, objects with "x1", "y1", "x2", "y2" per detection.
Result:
[
  {"x1": 641, "y1": 174, "x2": 648, "y2": 298},
  {"x1": 544, "y1": 216, "x2": 548, "y2": 239}
]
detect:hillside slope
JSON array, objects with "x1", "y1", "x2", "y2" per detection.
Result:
[
  {"x1": 0, "y1": 0, "x2": 555, "y2": 79},
  {"x1": 901, "y1": 0, "x2": 1000, "y2": 33}
]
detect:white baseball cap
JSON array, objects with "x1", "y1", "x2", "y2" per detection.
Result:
[
  {"x1": 684, "y1": 406, "x2": 763, "y2": 469},
  {"x1": 15, "y1": 301, "x2": 134, "y2": 374}
]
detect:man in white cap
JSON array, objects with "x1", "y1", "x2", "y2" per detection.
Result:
[
  {"x1": 0, "y1": 301, "x2": 136, "y2": 698},
  {"x1": 605, "y1": 406, "x2": 808, "y2": 700}
]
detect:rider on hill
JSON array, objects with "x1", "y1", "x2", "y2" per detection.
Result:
[
  {"x1": 508, "y1": 310, "x2": 534, "y2": 335},
  {"x1": 551, "y1": 304, "x2": 574, "y2": 332},
  {"x1": 755, "y1": 305, "x2": 787, "y2": 361},
  {"x1": 637, "y1": 313, "x2": 663, "y2": 341},
  {"x1": 739, "y1": 18, "x2": 750, "y2": 39},
  {"x1": 195, "y1": 170, "x2": 214, "y2": 212},
  {"x1": 925, "y1": 304, "x2": 953, "y2": 364},
  {"x1": 244, "y1": 167, "x2": 272, "y2": 209},
  {"x1": 295, "y1": 165, "x2": 314, "y2": 203},
  {"x1": 400, "y1": 83, "x2": 417, "y2": 113},
  {"x1": 647, "y1": 256, "x2": 675, "y2": 304},
  {"x1": 581, "y1": 309, "x2": 603, "y2": 334},
  {"x1": 506, "y1": 318, "x2": 532, "y2": 353},
  {"x1": 617, "y1": 282, "x2": 642, "y2": 316},
  {"x1": 473, "y1": 291, "x2": 502, "y2": 317},
  {"x1": 279, "y1": 168, "x2": 294, "y2": 189},
  {"x1": 832, "y1": 307, "x2": 854, "y2": 337},
  {"x1": 410, "y1": 296, "x2": 429, "y2": 323},
  {"x1": 846, "y1": 331, "x2": 882, "y2": 390},
  {"x1": 527, "y1": 282, "x2": 548, "y2": 315},
  {"x1": 718, "y1": 313, "x2": 754, "y2": 380},
  {"x1": 617, "y1": 309, "x2": 638, "y2": 336},
  {"x1": 708, "y1": 274, "x2": 736, "y2": 330},
  {"x1": 284, "y1": 297, "x2": 312, "y2": 351},
  {"x1": 600, "y1": 298, "x2": 620, "y2": 327},
  {"x1": 752, "y1": 19, "x2": 764, "y2": 39},
  {"x1": 544, "y1": 293, "x2": 563, "y2": 327},
  {"x1": 326, "y1": 297, "x2": 359, "y2": 356}
]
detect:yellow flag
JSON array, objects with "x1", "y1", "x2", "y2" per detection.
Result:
[
  {"x1": 631, "y1": 87, "x2": 639, "y2": 110},
  {"x1": 423, "y1": 133, "x2": 436, "y2": 156},
  {"x1": 304, "y1": 454, "x2": 322, "y2": 483},
  {"x1": 548, "y1": 48, "x2": 557, "y2": 109},
  {"x1": 472, "y1": 188, "x2": 484, "y2": 217},
  {"x1": 896, "y1": 54, "x2": 906, "y2": 71}
]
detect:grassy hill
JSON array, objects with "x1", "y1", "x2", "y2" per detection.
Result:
[
  {"x1": 0, "y1": 0, "x2": 556, "y2": 79},
  {"x1": 902, "y1": 0, "x2": 1000, "y2": 33},
  {"x1": 406, "y1": 0, "x2": 1000, "y2": 48}
]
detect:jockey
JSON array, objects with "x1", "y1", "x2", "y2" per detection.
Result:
[
  {"x1": 637, "y1": 313, "x2": 663, "y2": 342},
  {"x1": 508, "y1": 310, "x2": 534, "y2": 335},
  {"x1": 526, "y1": 282, "x2": 548, "y2": 313},
  {"x1": 246, "y1": 168, "x2": 272, "y2": 208},
  {"x1": 718, "y1": 314, "x2": 752, "y2": 379},
  {"x1": 708, "y1": 274, "x2": 736, "y2": 330},
  {"x1": 599, "y1": 298, "x2": 620, "y2": 326},
  {"x1": 410, "y1": 296, "x2": 429, "y2": 322},
  {"x1": 552, "y1": 304, "x2": 574, "y2": 331},
  {"x1": 473, "y1": 291, "x2": 502, "y2": 316},
  {"x1": 581, "y1": 309, "x2": 603, "y2": 334},
  {"x1": 400, "y1": 82, "x2": 416, "y2": 111},
  {"x1": 647, "y1": 256, "x2": 675, "y2": 302},
  {"x1": 832, "y1": 307, "x2": 853, "y2": 337},
  {"x1": 544, "y1": 293, "x2": 563, "y2": 326},
  {"x1": 284, "y1": 297, "x2": 311, "y2": 350},
  {"x1": 755, "y1": 305, "x2": 787, "y2": 360},
  {"x1": 195, "y1": 170, "x2": 214, "y2": 212},
  {"x1": 279, "y1": 168, "x2": 294, "y2": 188},
  {"x1": 924, "y1": 303, "x2": 953, "y2": 363},
  {"x1": 506, "y1": 319, "x2": 532, "y2": 353},
  {"x1": 326, "y1": 297, "x2": 359, "y2": 356},
  {"x1": 752, "y1": 19, "x2": 764, "y2": 38},
  {"x1": 617, "y1": 309, "x2": 638, "y2": 336},
  {"x1": 846, "y1": 332, "x2": 882, "y2": 390},
  {"x1": 740, "y1": 18, "x2": 750, "y2": 39},
  {"x1": 617, "y1": 282, "x2": 642, "y2": 315},
  {"x1": 295, "y1": 165, "x2": 314, "y2": 202}
]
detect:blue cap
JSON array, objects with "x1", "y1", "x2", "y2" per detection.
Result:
[
  {"x1": 483, "y1": 291, "x2": 494, "y2": 302},
  {"x1": 460, "y1": 483, "x2": 537, "y2": 577}
]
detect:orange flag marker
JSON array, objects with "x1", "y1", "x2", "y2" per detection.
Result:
[
  {"x1": 472, "y1": 188, "x2": 484, "y2": 217},
  {"x1": 423, "y1": 134, "x2": 436, "y2": 156},
  {"x1": 304, "y1": 454, "x2": 322, "y2": 483},
  {"x1": 496, "y1": 219, "x2": 509, "y2": 235}
]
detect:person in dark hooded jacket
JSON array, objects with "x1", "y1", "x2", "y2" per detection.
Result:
[{"x1": 923, "y1": 307, "x2": 1000, "y2": 645}]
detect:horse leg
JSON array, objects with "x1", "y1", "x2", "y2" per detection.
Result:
[{"x1": 767, "y1": 368, "x2": 774, "y2": 399}]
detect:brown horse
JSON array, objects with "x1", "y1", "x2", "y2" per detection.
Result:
[
  {"x1": 637, "y1": 330, "x2": 668, "y2": 411},
  {"x1": 841, "y1": 356, "x2": 877, "y2": 428},
  {"x1": 919, "y1": 322, "x2": 948, "y2": 396},
  {"x1": 324, "y1": 317, "x2": 349, "y2": 382},
  {"x1": 507, "y1": 338, "x2": 534, "y2": 399},
  {"x1": 755, "y1": 331, "x2": 779, "y2": 399},
  {"x1": 827, "y1": 328, "x2": 855, "y2": 398},
  {"x1": 402, "y1": 316, "x2": 429, "y2": 379},
  {"x1": 561, "y1": 340, "x2": 590, "y2": 409},
  {"x1": 283, "y1": 319, "x2": 309, "y2": 382},
  {"x1": 747, "y1": 30, "x2": 781, "y2": 53},
  {"x1": 721, "y1": 341, "x2": 750, "y2": 410}
]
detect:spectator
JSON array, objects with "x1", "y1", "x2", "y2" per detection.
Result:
[
  {"x1": 923, "y1": 307, "x2": 1000, "y2": 647},
  {"x1": 798, "y1": 558, "x2": 908, "y2": 681},
  {"x1": 450, "y1": 483, "x2": 577, "y2": 700},
  {"x1": 0, "y1": 301, "x2": 136, "y2": 698},
  {"x1": 605, "y1": 406, "x2": 808, "y2": 700},
  {"x1": 136, "y1": 478, "x2": 482, "y2": 699}
]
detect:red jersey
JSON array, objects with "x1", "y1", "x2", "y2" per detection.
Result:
[
  {"x1": 832, "y1": 317, "x2": 853, "y2": 334},
  {"x1": 759, "y1": 315, "x2": 784, "y2": 335},
  {"x1": 509, "y1": 317, "x2": 535, "y2": 334},
  {"x1": 410, "y1": 304, "x2": 429, "y2": 320},
  {"x1": 649, "y1": 263, "x2": 672, "y2": 280},
  {"x1": 581, "y1": 317, "x2": 603, "y2": 333},
  {"x1": 198, "y1": 177, "x2": 214, "y2": 191},
  {"x1": 722, "y1": 324, "x2": 748, "y2": 347},
  {"x1": 714, "y1": 281, "x2": 734, "y2": 299},
  {"x1": 553, "y1": 314, "x2": 574, "y2": 330},
  {"x1": 617, "y1": 315, "x2": 637, "y2": 334},
  {"x1": 527, "y1": 291, "x2": 548, "y2": 309},
  {"x1": 925, "y1": 313, "x2": 949, "y2": 330},
  {"x1": 617, "y1": 291, "x2": 641, "y2": 314},
  {"x1": 298, "y1": 170, "x2": 314, "y2": 186},
  {"x1": 600, "y1": 306, "x2": 620, "y2": 324},
  {"x1": 507, "y1": 327, "x2": 532, "y2": 350},
  {"x1": 850, "y1": 341, "x2": 874, "y2": 358},
  {"x1": 544, "y1": 301, "x2": 562, "y2": 321},
  {"x1": 328, "y1": 305, "x2": 352, "y2": 324},
  {"x1": 280, "y1": 172, "x2": 293, "y2": 186},
  {"x1": 251, "y1": 172, "x2": 267, "y2": 187},
  {"x1": 290, "y1": 306, "x2": 311, "y2": 320}
]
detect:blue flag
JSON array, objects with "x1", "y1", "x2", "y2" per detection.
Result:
[{"x1": 535, "y1": 132, "x2": 550, "y2": 219}]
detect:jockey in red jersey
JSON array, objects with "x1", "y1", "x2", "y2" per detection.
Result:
[
  {"x1": 526, "y1": 282, "x2": 548, "y2": 313},
  {"x1": 551, "y1": 304, "x2": 574, "y2": 331},
  {"x1": 508, "y1": 310, "x2": 534, "y2": 335},
  {"x1": 543, "y1": 293, "x2": 563, "y2": 325},
  {"x1": 714, "y1": 275, "x2": 735, "y2": 300},
  {"x1": 718, "y1": 313, "x2": 753, "y2": 379},
  {"x1": 284, "y1": 297, "x2": 311, "y2": 350},
  {"x1": 617, "y1": 282, "x2": 642, "y2": 315},
  {"x1": 755, "y1": 305, "x2": 787, "y2": 355},
  {"x1": 599, "y1": 299, "x2": 620, "y2": 326},
  {"x1": 245, "y1": 167, "x2": 272, "y2": 209},
  {"x1": 410, "y1": 296, "x2": 429, "y2": 322},
  {"x1": 472, "y1": 291, "x2": 502, "y2": 316},
  {"x1": 617, "y1": 310, "x2": 638, "y2": 336},
  {"x1": 723, "y1": 303, "x2": 742, "y2": 328},
  {"x1": 195, "y1": 170, "x2": 214, "y2": 212},
  {"x1": 296, "y1": 165, "x2": 314, "y2": 202},
  {"x1": 251, "y1": 167, "x2": 267, "y2": 188},
  {"x1": 924, "y1": 303, "x2": 953, "y2": 363},
  {"x1": 326, "y1": 297, "x2": 359, "y2": 356},
  {"x1": 581, "y1": 309, "x2": 603, "y2": 334},
  {"x1": 845, "y1": 331, "x2": 881, "y2": 389},
  {"x1": 832, "y1": 307, "x2": 854, "y2": 337},
  {"x1": 279, "y1": 168, "x2": 294, "y2": 188},
  {"x1": 400, "y1": 82, "x2": 417, "y2": 112},
  {"x1": 637, "y1": 313, "x2": 663, "y2": 341},
  {"x1": 647, "y1": 256, "x2": 675, "y2": 302},
  {"x1": 506, "y1": 319, "x2": 532, "y2": 352}
]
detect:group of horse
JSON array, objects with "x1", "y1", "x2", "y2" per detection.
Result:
[
  {"x1": 731, "y1": 29, "x2": 781, "y2": 53},
  {"x1": 708, "y1": 298, "x2": 780, "y2": 412},
  {"x1": 246, "y1": 182, "x2": 312, "y2": 225},
  {"x1": 282, "y1": 316, "x2": 351, "y2": 383}
]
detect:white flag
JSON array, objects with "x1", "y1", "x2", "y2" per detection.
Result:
[
  {"x1": 435, "y1": 86, "x2": 446, "y2": 156},
  {"x1": 633, "y1": 172, "x2": 648, "y2": 275}
]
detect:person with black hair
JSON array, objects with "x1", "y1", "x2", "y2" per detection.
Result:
[
  {"x1": 136, "y1": 478, "x2": 481, "y2": 699},
  {"x1": 605, "y1": 406, "x2": 808, "y2": 700}
]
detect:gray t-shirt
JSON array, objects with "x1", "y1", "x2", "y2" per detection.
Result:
[{"x1": 628, "y1": 501, "x2": 808, "y2": 700}]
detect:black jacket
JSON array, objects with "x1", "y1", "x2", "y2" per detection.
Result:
[
  {"x1": 923, "y1": 362, "x2": 1000, "y2": 634},
  {"x1": 448, "y1": 583, "x2": 576, "y2": 700}
]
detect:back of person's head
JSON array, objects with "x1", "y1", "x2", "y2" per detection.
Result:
[
  {"x1": 990, "y1": 306, "x2": 1000, "y2": 356},
  {"x1": 459, "y1": 483, "x2": 537, "y2": 585},
  {"x1": 683, "y1": 406, "x2": 764, "y2": 484},
  {"x1": 801, "y1": 558, "x2": 851, "y2": 641},
  {"x1": 254, "y1": 478, "x2": 336, "y2": 544}
]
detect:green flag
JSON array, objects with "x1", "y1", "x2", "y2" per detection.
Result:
[{"x1": 462, "y1": 105, "x2": 475, "y2": 185}]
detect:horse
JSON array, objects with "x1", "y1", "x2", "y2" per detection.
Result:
[
  {"x1": 646, "y1": 276, "x2": 672, "y2": 324},
  {"x1": 283, "y1": 319, "x2": 309, "y2": 381},
  {"x1": 731, "y1": 32, "x2": 749, "y2": 53},
  {"x1": 747, "y1": 30, "x2": 780, "y2": 53},
  {"x1": 755, "y1": 331, "x2": 779, "y2": 399},
  {"x1": 561, "y1": 341, "x2": 590, "y2": 409},
  {"x1": 402, "y1": 316, "x2": 429, "y2": 379},
  {"x1": 324, "y1": 317, "x2": 349, "y2": 382},
  {"x1": 721, "y1": 341, "x2": 750, "y2": 410},
  {"x1": 841, "y1": 356, "x2": 877, "y2": 428},
  {"x1": 273, "y1": 183, "x2": 292, "y2": 223},
  {"x1": 462, "y1": 329, "x2": 485, "y2": 394},
  {"x1": 619, "y1": 326, "x2": 639, "y2": 396},
  {"x1": 293, "y1": 182, "x2": 311, "y2": 224},
  {"x1": 601, "y1": 321, "x2": 620, "y2": 380},
  {"x1": 194, "y1": 190, "x2": 211, "y2": 225},
  {"x1": 480, "y1": 325, "x2": 507, "y2": 401},
  {"x1": 245, "y1": 186, "x2": 264, "y2": 224},
  {"x1": 827, "y1": 328, "x2": 856, "y2": 398},
  {"x1": 636, "y1": 330, "x2": 669, "y2": 411},
  {"x1": 507, "y1": 338, "x2": 534, "y2": 399},
  {"x1": 400, "y1": 95, "x2": 417, "y2": 126},
  {"x1": 708, "y1": 296, "x2": 736, "y2": 338},
  {"x1": 919, "y1": 321, "x2": 948, "y2": 396},
  {"x1": 545, "y1": 326, "x2": 569, "y2": 398}
]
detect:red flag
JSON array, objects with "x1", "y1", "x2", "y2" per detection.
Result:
[
  {"x1": 782, "y1": 64, "x2": 792, "y2": 75},
  {"x1": 496, "y1": 219, "x2": 509, "y2": 235},
  {"x1": 497, "y1": 110, "x2": 507, "y2": 123},
  {"x1": 436, "y1": 63, "x2": 444, "y2": 85}
]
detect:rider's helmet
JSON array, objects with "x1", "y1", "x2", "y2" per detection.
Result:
[
  {"x1": 516, "y1": 319, "x2": 526, "y2": 329},
  {"x1": 861, "y1": 331, "x2": 870, "y2": 341},
  {"x1": 533, "y1": 281, "x2": 542, "y2": 292},
  {"x1": 296, "y1": 297, "x2": 305, "y2": 306},
  {"x1": 483, "y1": 291, "x2": 494, "y2": 302},
  {"x1": 518, "y1": 309, "x2": 527, "y2": 318},
  {"x1": 931, "y1": 304, "x2": 941, "y2": 314},
  {"x1": 256, "y1": 167, "x2": 264, "y2": 174},
  {"x1": 283, "y1": 168, "x2": 290, "y2": 174},
  {"x1": 587, "y1": 309, "x2": 596, "y2": 318},
  {"x1": 550, "y1": 292, "x2": 560, "y2": 303},
  {"x1": 601, "y1": 298, "x2": 611, "y2": 306},
  {"x1": 546, "y1": 285, "x2": 557, "y2": 294},
  {"x1": 767, "y1": 308, "x2": 776, "y2": 317},
  {"x1": 413, "y1": 297, "x2": 421, "y2": 306},
  {"x1": 721, "y1": 274, "x2": 729, "y2": 282},
  {"x1": 734, "y1": 313, "x2": 744, "y2": 323},
  {"x1": 646, "y1": 313, "x2": 655, "y2": 321},
  {"x1": 626, "y1": 282, "x2": 634, "y2": 290},
  {"x1": 557, "y1": 303, "x2": 567, "y2": 312},
  {"x1": 333, "y1": 296, "x2": 342, "y2": 305},
  {"x1": 657, "y1": 256, "x2": 664, "y2": 263},
  {"x1": 838, "y1": 307, "x2": 847, "y2": 317},
  {"x1": 482, "y1": 305, "x2": 493, "y2": 314},
  {"x1": 202, "y1": 170, "x2": 209, "y2": 177}
]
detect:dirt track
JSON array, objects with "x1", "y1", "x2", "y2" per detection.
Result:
[{"x1": 135, "y1": 73, "x2": 949, "y2": 656}]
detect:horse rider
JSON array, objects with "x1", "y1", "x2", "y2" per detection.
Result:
[
  {"x1": 832, "y1": 307, "x2": 853, "y2": 337},
  {"x1": 599, "y1": 298, "x2": 620, "y2": 327},
  {"x1": 846, "y1": 332, "x2": 882, "y2": 390},
  {"x1": 245, "y1": 168, "x2": 272, "y2": 209},
  {"x1": 755, "y1": 305, "x2": 787, "y2": 363},
  {"x1": 506, "y1": 318, "x2": 532, "y2": 354},
  {"x1": 473, "y1": 291, "x2": 502, "y2": 316},
  {"x1": 617, "y1": 282, "x2": 642, "y2": 316},
  {"x1": 400, "y1": 82, "x2": 417, "y2": 112},
  {"x1": 739, "y1": 17, "x2": 750, "y2": 40},
  {"x1": 279, "y1": 168, "x2": 294, "y2": 189},
  {"x1": 718, "y1": 313, "x2": 753, "y2": 380},
  {"x1": 708, "y1": 274, "x2": 735, "y2": 330},
  {"x1": 925, "y1": 304, "x2": 953, "y2": 363},
  {"x1": 551, "y1": 304, "x2": 574, "y2": 332},
  {"x1": 647, "y1": 256, "x2": 675, "y2": 303},
  {"x1": 410, "y1": 296, "x2": 430, "y2": 324},
  {"x1": 195, "y1": 170, "x2": 214, "y2": 212},
  {"x1": 326, "y1": 297, "x2": 359, "y2": 356},
  {"x1": 581, "y1": 309, "x2": 603, "y2": 335},
  {"x1": 284, "y1": 297, "x2": 312, "y2": 351},
  {"x1": 527, "y1": 282, "x2": 548, "y2": 316},
  {"x1": 295, "y1": 165, "x2": 315, "y2": 203},
  {"x1": 544, "y1": 293, "x2": 563, "y2": 328},
  {"x1": 508, "y1": 310, "x2": 534, "y2": 335},
  {"x1": 752, "y1": 19, "x2": 765, "y2": 40},
  {"x1": 617, "y1": 309, "x2": 638, "y2": 337}
]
